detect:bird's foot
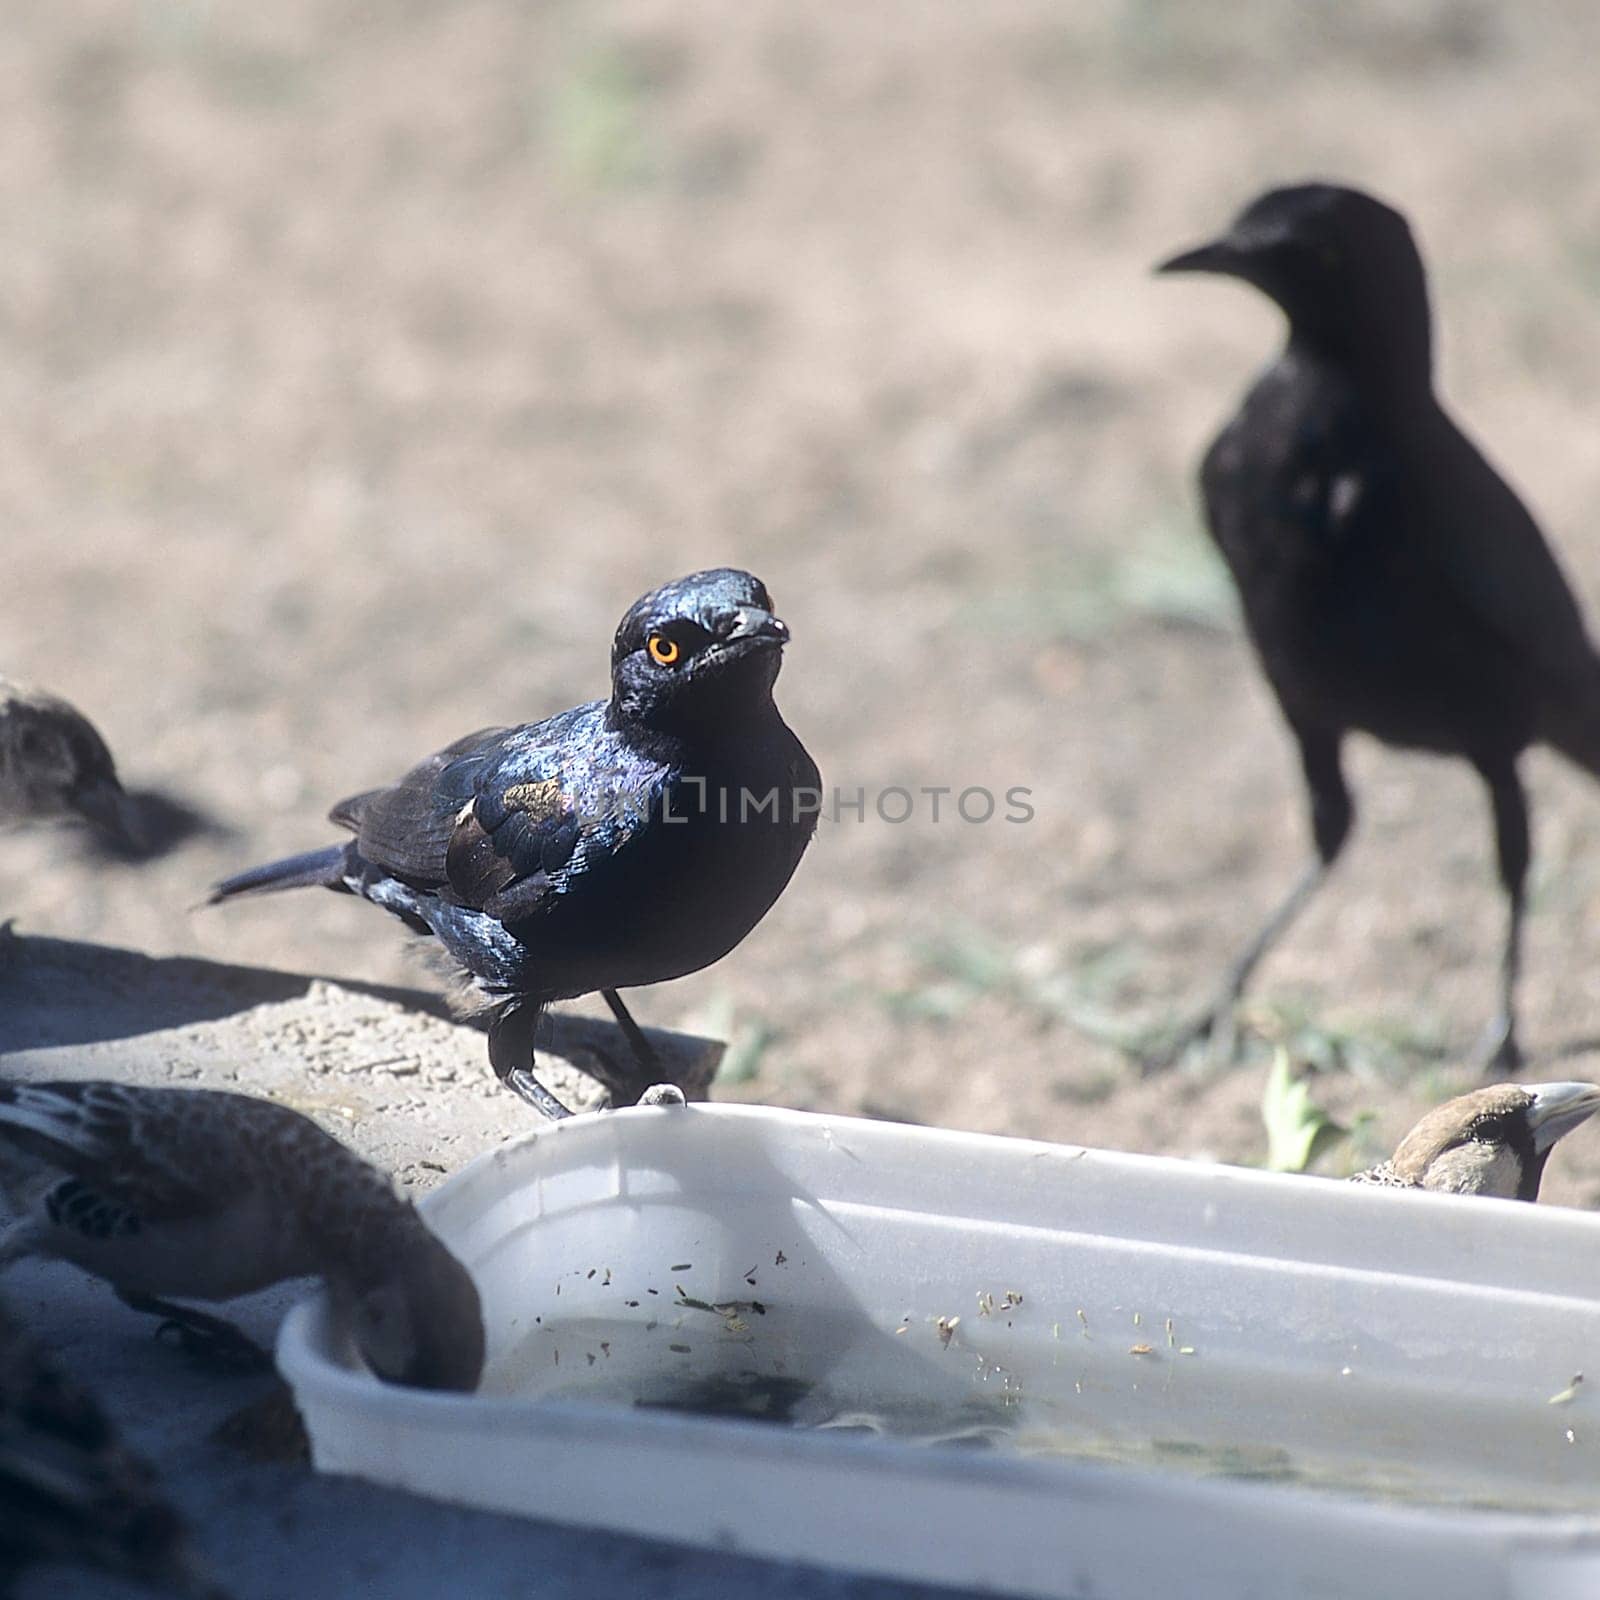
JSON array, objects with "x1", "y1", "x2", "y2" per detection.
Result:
[
  {"x1": 1142, "y1": 1000, "x2": 1243, "y2": 1075},
  {"x1": 503, "y1": 1067, "x2": 575, "y2": 1120},
  {"x1": 1470, "y1": 1013, "x2": 1522, "y2": 1079},
  {"x1": 150, "y1": 1308, "x2": 274, "y2": 1376},
  {"x1": 637, "y1": 1083, "x2": 687, "y2": 1108}
]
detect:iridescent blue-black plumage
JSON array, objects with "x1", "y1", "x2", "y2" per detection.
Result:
[{"x1": 210, "y1": 569, "x2": 820, "y2": 1113}]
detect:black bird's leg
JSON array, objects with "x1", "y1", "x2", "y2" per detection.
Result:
[
  {"x1": 488, "y1": 1000, "x2": 575, "y2": 1120},
  {"x1": 1154, "y1": 727, "x2": 1351, "y2": 1070},
  {"x1": 1472, "y1": 759, "x2": 1528, "y2": 1077},
  {"x1": 116, "y1": 1289, "x2": 273, "y2": 1375},
  {"x1": 594, "y1": 988, "x2": 665, "y2": 1107}
]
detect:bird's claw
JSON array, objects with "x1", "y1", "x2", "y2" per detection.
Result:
[
  {"x1": 1142, "y1": 1002, "x2": 1243, "y2": 1075},
  {"x1": 637, "y1": 1083, "x2": 687, "y2": 1107}
]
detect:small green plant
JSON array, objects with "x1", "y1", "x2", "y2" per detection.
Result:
[
  {"x1": 547, "y1": 46, "x2": 651, "y2": 189},
  {"x1": 1261, "y1": 1048, "x2": 1350, "y2": 1173}
]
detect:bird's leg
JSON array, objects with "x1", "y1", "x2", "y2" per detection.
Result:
[
  {"x1": 1153, "y1": 859, "x2": 1327, "y2": 1069},
  {"x1": 116, "y1": 1289, "x2": 273, "y2": 1375},
  {"x1": 594, "y1": 988, "x2": 664, "y2": 1107},
  {"x1": 488, "y1": 1000, "x2": 574, "y2": 1120},
  {"x1": 1472, "y1": 762, "x2": 1529, "y2": 1078},
  {"x1": 1151, "y1": 727, "x2": 1350, "y2": 1071}
]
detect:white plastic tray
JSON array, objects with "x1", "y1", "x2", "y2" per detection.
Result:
[{"x1": 278, "y1": 1104, "x2": 1600, "y2": 1599}]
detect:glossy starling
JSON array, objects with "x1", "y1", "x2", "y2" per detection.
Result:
[
  {"x1": 1158, "y1": 183, "x2": 1600, "y2": 1072},
  {"x1": 208, "y1": 569, "x2": 820, "y2": 1117},
  {"x1": 0, "y1": 1293, "x2": 230, "y2": 1599},
  {"x1": 0, "y1": 675, "x2": 138, "y2": 848},
  {"x1": 1351, "y1": 1080, "x2": 1600, "y2": 1199},
  {"x1": 0, "y1": 1080, "x2": 485, "y2": 1392}
]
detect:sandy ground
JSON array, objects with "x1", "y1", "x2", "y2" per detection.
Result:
[
  {"x1": 6, "y1": 0, "x2": 1600, "y2": 1191},
  {"x1": 4, "y1": 5, "x2": 1600, "y2": 1579},
  {"x1": 8, "y1": 944, "x2": 987, "y2": 1599}
]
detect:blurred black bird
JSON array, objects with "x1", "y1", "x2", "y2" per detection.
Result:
[
  {"x1": 1350, "y1": 1080, "x2": 1600, "y2": 1200},
  {"x1": 1, "y1": 1293, "x2": 230, "y2": 1599},
  {"x1": 208, "y1": 569, "x2": 820, "y2": 1116},
  {"x1": 0, "y1": 675, "x2": 138, "y2": 850},
  {"x1": 1157, "y1": 183, "x2": 1600, "y2": 1073}
]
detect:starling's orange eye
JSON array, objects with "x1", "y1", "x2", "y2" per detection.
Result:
[{"x1": 647, "y1": 633, "x2": 681, "y2": 667}]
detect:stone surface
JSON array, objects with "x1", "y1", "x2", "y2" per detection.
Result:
[{"x1": 2, "y1": 937, "x2": 972, "y2": 1600}]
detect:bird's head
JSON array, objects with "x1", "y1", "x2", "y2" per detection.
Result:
[
  {"x1": 1393, "y1": 1080, "x2": 1600, "y2": 1201},
  {"x1": 610, "y1": 568, "x2": 792, "y2": 733},
  {"x1": 345, "y1": 1229, "x2": 486, "y2": 1394},
  {"x1": 1157, "y1": 183, "x2": 1432, "y2": 377},
  {"x1": 0, "y1": 682, "x2": 140, "y2": 848}
]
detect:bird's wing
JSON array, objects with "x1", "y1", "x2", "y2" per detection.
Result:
[
  {"x1": 328, "y1": 726, "x2": 512, "y2": 886},
  {"x1": 1414, "y1": 414, "x2": 1599, "y2": 694},
  {"x1": 444, "y1": 714, "x2": 667, "y2": 922},
  {"x1": 325, "y1": 704, "x2": 665, "y2": 923},
  {"x1": 0, "y1": 1083, "x2": 214, "y2": 1225}
]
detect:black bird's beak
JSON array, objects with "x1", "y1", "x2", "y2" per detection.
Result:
[
  {"x1": 1524, "y1": 1081, "x2": 1600, "y2": 1155},
  {"x1": 724, "y1": 607, "x2": 790, "y2": 649},
  {"x1": 71, "y1": 776, "x2": 144, "y2": 853},
  {"x1": 1155, "y1": 239, "x2": 1241, "y2": 277}
]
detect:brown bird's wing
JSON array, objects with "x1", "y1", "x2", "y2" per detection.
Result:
[{"x1": 0, "y1": 1082, "x2": 216, "y2": 1226}]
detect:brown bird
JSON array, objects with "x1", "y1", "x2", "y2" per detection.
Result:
[
  {"x1": 0, "y1": 1292, "x2": 230, "y2": 1598},
  {"x1": 1351, "y1": 1080, "x2": 1600, "y2": 1199},
  {"x1": 0, "y1": 675, "x2": 137, "y2": 848},
  {"x1": 0, "y1": 1080, "x2": 484, "y2": 1391}
]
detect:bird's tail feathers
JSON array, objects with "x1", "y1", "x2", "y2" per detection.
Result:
[
  {"x1": 1541, "y1": 655, "x2": 1600, "y2": 782},
  {"x1": 204, "y1": 844, "x2": 351, "y2": 906}
]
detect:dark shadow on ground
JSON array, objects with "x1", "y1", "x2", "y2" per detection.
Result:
[
  {"x1": 0, "y1": 935, "x2": 722, "y2": 1097},
  {"x1": 78, "y1": 786, "x2": 233, "y2": 864}
]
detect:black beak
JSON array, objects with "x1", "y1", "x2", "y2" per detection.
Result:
[
  {"x1": 1155, "y1": 239, "x2": 1242, "y2": 277},
  {"x1": 725, "y1": 607, "x2": 790, "y2": 648}
]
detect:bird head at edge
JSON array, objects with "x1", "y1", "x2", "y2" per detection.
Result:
[
  {"x1": 1393, "y1": 1080, "x2": 1600, "y2": 1202},
  {"x1": 1156, "y1": 181, "x2": 1433, "y2": 379},
  {"x1": 0, "y1": 684, "x2": 143, "y2": 850},
  {"x1": 609, "y1": 568, "x2": 792, "y2": 733},
  {"x1": 343, "y1": 1225, "x2": 487, "y2": 1394}
]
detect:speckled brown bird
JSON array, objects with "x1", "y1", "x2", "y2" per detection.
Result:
[
  {"x1": 0, "y1": 675, "x2": 137, "y2": 848},
  {"x1": 0, "y1": 1081, "x2": 484, "y2": 1391},
  {"x1": 1, "y1": 1292, "x2": 230, "y2": 1598},
  {"x1": 1350, "y1": 1080, "x2": 1600, "y2": 1199}
]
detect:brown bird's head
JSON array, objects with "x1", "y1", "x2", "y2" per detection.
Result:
[
  {"x1": 344, "y1": 1225, "x2": 486, "y2": 1394},
  {"x1": 0, "y1": 678, "x2": 140, "y2": 848},
  {"x1": 1157, "y1": 182, "x2": 1433, "y2": 381},
  {"x1": 1387, "y1": 1081, "x2": 1600, "y2": 1201}
]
